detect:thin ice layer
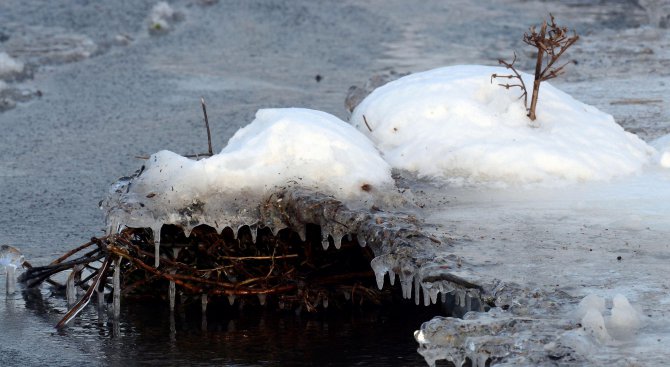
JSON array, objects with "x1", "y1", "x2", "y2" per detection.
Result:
[
  {"x1": 102, "y1": 108, "x2": 393, "y2": 235},
  {"x1": 351, "y1": 65, "x2": 655, "y2": 186}
]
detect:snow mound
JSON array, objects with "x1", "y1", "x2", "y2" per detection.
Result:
[
  {"x1": 350, "y1": 65, "x2": 655, "y2": 186},
  {"x1": 104, "y1": 108, "x2": 393, "y2": 236}
]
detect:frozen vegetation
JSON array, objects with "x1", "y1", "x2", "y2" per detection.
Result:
[{"x1": 101, "y1": 64, "x2": 670, "y2": 366}]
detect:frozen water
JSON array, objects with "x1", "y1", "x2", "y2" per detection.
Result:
[
  {"x1": 351, "y1": 65, "x2": 654, "y2": 186},
  {"x1": 1, "y1": 245, "x2": 23, "y2": 294}
]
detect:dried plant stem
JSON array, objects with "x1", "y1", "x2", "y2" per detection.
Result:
[{"x1": 201, "y1": 97, "x2": 213, "y2": 156}]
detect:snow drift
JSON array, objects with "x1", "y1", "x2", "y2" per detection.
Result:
[
  {"x1": 350, "y1": 65, "x2": 655, "y2": 186},
  {"x1": 103, "y1": 108, "x2": 393, "y2": 237}
]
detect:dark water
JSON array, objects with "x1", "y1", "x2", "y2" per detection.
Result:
[{"x1": 0, "y1": 0, "x2": 667, "y2": 366}]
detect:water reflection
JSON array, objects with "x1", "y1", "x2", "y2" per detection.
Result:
[{"x1": 9, "y1": 286, "x2": 439, "y2": 366}]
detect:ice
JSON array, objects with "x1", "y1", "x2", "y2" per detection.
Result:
[
  {"x1": 582, "y1": 308, "x2": 612, "y2": 344},
  {"x1": 201, "y1": 294, "x2": 208, "y2": 314},
  {"x1": 351, "y1": 65, "x2": 654, "y2": 186},
  {"x1": 1, "y1": 245, "x2": 23, "y2": 295},
  {"x1": 257, "y1": 293, "x2": 266, "y2": 306},
  {"x1": 575, "y1": 294, "x2": 606, "y2": 320},
  {"x1": 66, "y1": 268, "x2": 77, "y2": 306},
  {"x1": 113, "y1": 258, "x2": 121, "y2": 318},
  {"x1": 607, "y1": 294, "x2": 642, "y2": 340}
]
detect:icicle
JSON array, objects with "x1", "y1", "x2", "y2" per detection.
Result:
[
  {"x1": 183, "y1": 225, "x2": 193, "y2": 238},
  {"x1": 66, "y1": 268, "x2": 77, "y2": 305},
  {"x1": 96, "y1": 287, "x2": 105, "y2": 310},
  {"x1": 358, "y1": 236, "x2": 367, "y2": 247},
  {"x1": 441, "y1": 292, "x2": 447, "y2": 304},
  {"x1": 332, "y1": 233, "x2": 343, "y2": 250},
  {"x1": 112, "y1": 258, "x2": 121, "y2": 318},
  {"x1": 414, "y1": 277, "x2": 421, "y2": 305},
  {"x1": 388, "y1": 269, "x2": 396, "y2": 286},
  {"x1": 152, "y1": 225, "x2": 161, "y2": 268},
  {"x1": 323, "y1": 296, "x2": 329, "y2": 309},
  {"x1": 227, "y1": 294, "x2": 236, "y2": 305},
  {"x1": 455, "y1": 291, "x2": 460, "y2": 306},
  {"x1": 297, "y1": 225, "x2": 306, "y2": 242},
  {"x1": 369, "y1": 257, "x2": 388, "y2": 290},
  {"x1": 430, "y1": 289, "x2": 439, "y2": 305},
  {"x1": 321, "y1": 236, "x2": 330, "y2": 250},
  {"x1": 400, "y1": 277, "x2": 412, "y2": 299},
  {"x1": 201, "y1": 294, "x2": 208, "y2": 314},
  {"x1": 476, "y1": 354, "x2": 488, "y2": 367},
  {"x1": 169, "y1": 280, "x2": 176, "y2": 311},
  {"x1": 257, "y1": 293, "x2": 267, "y2": 306},
  {"x1": 465, "y1": 294, "x2": 472, "y2": 312},
  {"x1": 422, "y1": 284, "x2": 430, "y2": 306},
  {"x1": 250, "y1": 226, "x2": 258, "y2": 244},
  {"x1": 343, "y1": 290, "x2": 351, "y2": 301},
  {"x1": 459, "y1": 290, "x2": 466, "y2": 308},
  {"x1": 5, "y1": 265, "x2": 16, "y2": 295}
]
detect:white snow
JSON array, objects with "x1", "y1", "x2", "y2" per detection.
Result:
[
  {"x1": 350, "y1": 65, "x2": 655, "y2": 186},
  {"x1": 104, "y1": 108, "x2": 393, "y2": 235},
  {"x1": 0, "y1": 52, "x2": 23, "y2": 76},
  {"x1": 140, "y1": 108, "x2": 391, "y2": 204}
]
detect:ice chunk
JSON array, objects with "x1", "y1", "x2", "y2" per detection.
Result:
[
  {"x1": 607, "y1": 294, "x2": 642, "y2": 340},
  {"x1": 575, "y1": 294, "x2": 606, "y2": 321},
  {"x1": 581, "y1": 308, "x2": 612, "y2": 344},
  {"x1": 1, "y1": 245, "x2": 23, "y2": 295},
  {"x1": 351, "y1": 65, "x2": 654, "y2": 186}
]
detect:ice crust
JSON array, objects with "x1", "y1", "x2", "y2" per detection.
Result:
[{"x1": 351, "y1": 65, "x2": 655, "y2": 186}]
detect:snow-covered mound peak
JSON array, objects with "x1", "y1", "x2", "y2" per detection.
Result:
[
  {"x1": 351, "y1": 65, "x2": 655, "y2": 186},
  {"x1": 103, "y1": 108, "x2": 393, "y2": 236}
]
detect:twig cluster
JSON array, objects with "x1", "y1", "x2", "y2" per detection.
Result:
[
  {"x1": 21, "y1": 225, "x2": 382, "y2": 328},
  {"x1": 492, "y1": 14, "x2": 579, "y2": 121}
]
